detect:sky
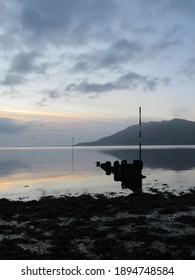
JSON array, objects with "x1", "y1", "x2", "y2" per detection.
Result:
[{"x1": 0, "y1": 0, "x2": 195, "y2": 146}]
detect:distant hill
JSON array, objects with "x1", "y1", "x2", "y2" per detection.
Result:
[{"x1": 78, "y1": 118, "x2": 195, "y2": 145}]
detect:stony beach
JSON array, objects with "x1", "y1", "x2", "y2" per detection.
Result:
[{"x1": 0, "y1": 189, "x2": 195, "y2": 260}]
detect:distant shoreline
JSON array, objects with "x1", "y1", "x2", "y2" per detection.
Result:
[
  {"x1": 76, "y1": 119, "x2": 195, "y2": 146},
  {"x1": 1, "y1": 144, "x2": 195, "y2": 147}
]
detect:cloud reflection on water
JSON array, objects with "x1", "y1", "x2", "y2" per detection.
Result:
[{"x1": 0, "y1": 146, "x2": 194, "y2": 199}]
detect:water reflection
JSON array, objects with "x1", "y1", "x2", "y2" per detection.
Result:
[
  {"x1": 0, "y1": 146, "x2": 194, "y2": 199},
  {"x1": 0, "y1": 148, "x2": 93, "y2": 190},
  {"x1": 0, "y1": 160, "x2": 30, "y2": 176},
  {"x1": 0, "y1": 147, "x2": 117, "y2": 199},
  {"x1": 97, "y1": 146, "x2": 195, "y2": 195},
  {"x1": 100, "y1": 147, "x2": 195, "y2": 171}
]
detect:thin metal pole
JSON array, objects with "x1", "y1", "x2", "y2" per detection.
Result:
[
  {"x1": 72, "y1": 136, "x2": 74, "y2": 172},
  {"x1": 139, "y1": 107, "x2": 142, "y2": 161}
]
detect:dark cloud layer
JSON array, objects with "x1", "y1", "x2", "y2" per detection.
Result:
[
  {"x1": 168, "y1": 0, "x2": 195, "y2": 17},
  {"x1": 10, "y1": 51, "x2": 47, "y2": 74},
  {"x1": 180, "y1": 58, "x2": 195, "y2": 79},
  {"x1": 1, "y1": 50, "x2": 50, "y2": 86},
  {"x1": 0, "y1": 118, "x2": 30, "y2": 134},
  {"x1": 16, "y1": 0, "x2": 116, "y2": 45},
  {"x1": 1, "y1": 74, "x2": 26, "y2": 86},
  {"x1": 65, "y1": 71, "x2": 170, "y2": 96},
  {"x1": 71, "y1": 36, "x2": 181, "y2": 75},
  {"x1": 1, "y1": 0, "x2": 193, "y2": 82}
]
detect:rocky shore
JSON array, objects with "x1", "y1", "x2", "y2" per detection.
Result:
[{"x1": 0, "y1": 189, "x2": 195, "y2": 260}]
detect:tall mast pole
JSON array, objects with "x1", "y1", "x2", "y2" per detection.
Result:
[
  {"x1": 72, "y1": 136, "x2": 74, "y2": 172},
  {"x1": 139, "y1": 107, "x2": 142, "y2": 161}
]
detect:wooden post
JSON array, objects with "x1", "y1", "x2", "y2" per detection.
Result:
[{"x1": 139, "y1": 107, "x2": 142, "y2": 161}]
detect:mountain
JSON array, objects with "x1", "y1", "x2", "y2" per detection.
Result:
[{"x1": 78, "y1": 118, "x2": 195, "y2": 145}]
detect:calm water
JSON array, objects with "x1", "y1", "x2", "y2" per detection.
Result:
[{"x1": 0, "y1": 146, "x2": 194, "y2": 200}]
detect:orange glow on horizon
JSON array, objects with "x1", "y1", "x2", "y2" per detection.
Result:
[
  {"x1": 0, "y1": 172, "x2": 93, "y2": 191},
  {"x1": 0, "y1": 107, "x2": 85, "y2": 121}
]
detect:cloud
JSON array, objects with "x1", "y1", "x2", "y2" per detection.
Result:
[
  {"x1": 1, "y1": 74, "x2": 26, "y2": 86},
  {"x1": 1, "y1": 50, "x2": 50, "y2": 87},
  {"x1": 0, "y1": 0, "x2": 194, "y2": 131},
  {"x1": 0, "y1": 1, "x2": 21, "y2": 49},
  {"x1": 46, "y1": 90, "x2": 61, "y2": 99},
  {"x1": 173, "y1": 107, "x2": 188, "y2": 118},
  {"x1": 71, "y1": 35, "x2": 181, "y2": 75},
  {"x1": 10, "y1": 50, "x2": 49, "y2": 74},
  {"x1": 16, "y1": 0, "x2": 117, "y2": 46},
  {"x1": 150, "y1": 39, "x2": 180, "y2": 54},
  {"x1": 71, "y1": 39, "x2": 144, "y2": 73},
  {"x1": 168, "y1": 0, "x2": 195, "y2": 18},
  {"x1": 36, "y1": 90, "x2": 62, "y2": 107},
  {"x1": 145, "y1": 0, "x2": 195, "y2": 18},
  {"x1": 180, "y1": 57, "x2": 195, "y2": 79},
  {"x1": 0, "y1": 118, "x2": 30, "y2": 134},
  {"x1": 117, "y1": 71, "x2": 168, "y2": 91},
  {"x1": 66, "y1": 80, "x2": 116, "y2": 94},
  {"x1": 65, "y1": 71, "x2": 170, "y2": 96},
  {"x1": 71, "y1": 61, "x2": 90, "y2": 73},
  {"x1": 36, "y1": 98, "x2": 48, "y2": 107},
  {"x1": 99, "y1": 39, "x2": 144, "y2": 68}
]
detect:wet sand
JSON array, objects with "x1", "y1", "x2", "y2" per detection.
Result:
[{"x1": 0, "y1": 189, "x2": 195, "y2": 260}]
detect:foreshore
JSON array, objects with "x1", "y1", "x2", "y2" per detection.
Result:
[{"x1": 0, "y1": 189, "x2": 195, "y2": 260}]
